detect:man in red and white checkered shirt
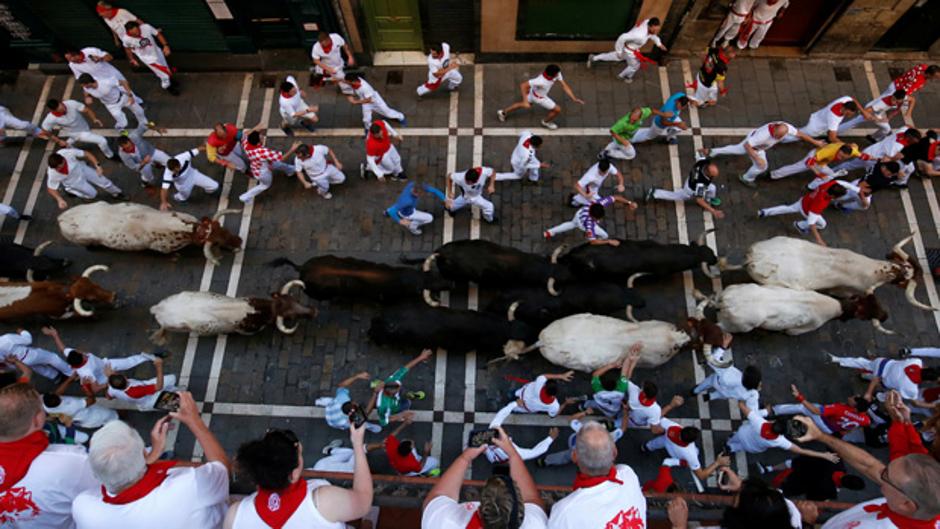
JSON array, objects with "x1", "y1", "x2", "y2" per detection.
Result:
[
  {"x1": 238, "y1": 125, "x2": 302, "y2": 204},
  {"x1": 879, "y1": 64, "x2": 940, "y2": 124}
]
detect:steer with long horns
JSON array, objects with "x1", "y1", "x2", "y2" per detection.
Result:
[
  {"x1": 0, "y1": 240, "x2": 70, "y2": 282},
  {"x1": 0, "y1": 265, "x2": 115, "y2": 320},
  {"x1": 149, "y1": 280, "x2": 315, "y2": 343},
  {"x1": 57, "y1": 202, "x2": 242, "y2": 265},
  {"x1": 714, "y1": 235, "x2": 936, "y2": 311}
]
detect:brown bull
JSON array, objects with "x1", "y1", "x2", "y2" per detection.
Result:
[{"x1": 0, "y1": 265, "x2": 115, "y2": 320}]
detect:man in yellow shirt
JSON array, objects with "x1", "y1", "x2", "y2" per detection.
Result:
[{"x1": 770, "y1": 142, "x2": 867, "y2": 189}]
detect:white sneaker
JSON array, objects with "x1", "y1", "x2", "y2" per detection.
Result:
[
  {"x1": 621, "y1": 76, "x2": 634, "y2": 84},
  {"x1": 497, "y1": 110, "x2": 506, "y2": 122},
  {"x1": 322, "y1": 439, "x2": 343, "y2": 455},
  {"x1": 541, "y1": 120, "x2": 558, "y2": 130},
  {"x1": 320, "y1": 191, "x2": 333, "y2": 200},
  {"x1": 410, "y1": 228, "x2": 423, "y2": 235},
  {"x1": 586, "y1": 54, "x2": 594, "y2": 69}
]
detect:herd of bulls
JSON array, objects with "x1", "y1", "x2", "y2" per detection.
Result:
[{"x1": 1, "y1": 200, "x2": 934, "y2": 373}]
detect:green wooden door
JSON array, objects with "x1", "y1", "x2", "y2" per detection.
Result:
[{"x1": 363, "y1": 0, "x2": 423, "y2": 50}]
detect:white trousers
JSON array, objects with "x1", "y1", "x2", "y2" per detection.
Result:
[
  {"x1": 711, "y1": 140, "x2": 768, "y2": 182},
  {"x1": 603, "y1": 139, "x2": 636, "y2": 160},
  {"x1": 0, "y1": 203, "x2": 19, "y2": 219},
  {"x1": 632, "y1": 122, "x2": 680, "y2": 144},
  {"x1": 760, "y1": 200, "x2": 826, "y2": 231},
  {"x1": 239, "y1": 161, "x2": 294, "y2": 203},
  {"x1": 0, "y1": 108, "x2": 40, "y2": 138},
  {"x1": 494, "y1": 164, "x2": 539, "y2": 182},
  {"x1": 485, "y1": 436, "x2": 554, "y2": 464},
  {"x1": 909, "y1": 347, "x2": 940, "y2": 359},
  {"x1": 417, "y1": 69, "x2": 463, "y2": 96},
  {"x1": 403, "y1": 210, "x2": 433, "y2": 234},
  {"x1": 592, "y1": 49, "x2": 641, "y2": 79},
  {"x1": 173, "y1": 170, "x2": 220, "y2": 202},
  {"x1": 65, "y1": 131, "x2": 113, "y2": 158},
  {"x1": 361, "y1": 98, "x2": 404, "y2": 130},
  {"x1": 451, "y1": 193, "x2": 494, "y2": 221},
  {"x1": 742, "y1": 21, "x2": 774, "y2": 49},
  {"x1": 644, "y1": 434, "x2": 673, "y2": 452},
  {"x1": 770, "y1": 152, "x2": 836, "y2": 183},
  {"x1": 139, "y1": 50, "x2": 172, "y2": 89},
  {"x1": 653, "y1": 183, "x2": 716, "y2": 203},
  {"x1": 103, "y1": 96, "x2": 148, "y2": 130},
  {"x1": 306, "y1": 165, "x2": 346, "y2": 194},
  {"x1": 17, "y1": 347, "x2": 72, "y2": 379},
  {"x1": 838, "y1": 114, "x2": 891, "y2": 140},
  {"x1": 772, "y1": 403, "x2": 834, "y2": 435},
  {"x1": 547, "y1": 211, "x2": 607, "y2": 239},
  {"x1": 63, "y1": 164, "x2": 122, "y2": 199},
  {"x1": 313, "y1": 447, "x2": 356, "y2": 472},
  {"x1": 713, "y1": 13, "x2": 747, "y2": 45},
  {"x1": 689, "y1": 74, "x2": 718, "y2": 105},
  {"x1": 367, "y1": 145, "x2": 403, "y2": 178}
]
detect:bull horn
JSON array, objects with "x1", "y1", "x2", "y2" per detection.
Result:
[
  {"x1": 627, "y1": 272, "x2": 648, "y2": 288},
  {"x1": 703, "y1": 344, "x2": 734, "y2": 368},
  {"x1": 692, "y1": 289, "x2": 708, "y2": 301},
  {"x1": 507, "y1": 301, "x2": 520, "y2": 322},
  {"x1": 423, "y1": 289, "x2": 441, "y2": 307},
  {"x1": 626, "y1": 304, "x2": 638, "y2": 323},
  {"x1": 422, "y1": 254, "x2": 437, "y2": 272},
  {"x1": 716, "y1": 256, "x2": 744, "y2": 272},
  {"x1": 871, "y1": 319, "x2": 896, "y2": 335},
  {"x1": 73, "y1": 298, "x2": 94, "y2": 317},
  {"x1": 696, "y1": 229, "x2": 715, "y2": 246},
  {"x1": 490, "y1": 340, "x2": 541, "y2": 365},
  {"x1": 905, "y1": 280, "x2": 940, "y2": 311},
  {"x1": 203, "y1": 242, "x2": 221, "y2": 266},
  {"x1": 276, "y1": 315, "x2": 299, "y2": 334},
  {"x1": 547, "y1": 277, "x2": 560, "y2": 296},
  {"x1": 212, "y1": 208, "x2": 242, "y2": 222},
  {"x1": 694, "y1": 299, "x2": 709, "y2": 319},
  {"x1": 550, "y1": 244, "x2": 568, "y2": 264},
  {"x1": 280, "y1": 279, "x2": 305, "y2": 296},
  {"x1": 892, "y1": 234, "x2": 915, "y2": 261},
  {"x1": 701, "y1": 261, "x2": 720, "y2": 278},
  {"x1": 81, "y1": 264, "x2": 109, "y2": 278}
]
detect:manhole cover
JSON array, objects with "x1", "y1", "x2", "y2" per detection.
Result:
[
  {"x1": 833, "y1": 66, "x2": 852, "y2": 82},
  {"x1": 386, "y1": 70, "x2": 404, "y2": 85}
]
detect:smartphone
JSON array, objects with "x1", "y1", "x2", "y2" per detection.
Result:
[
  {"x1": 718, "y1": 469, "x2": 730, "y2": 487},
  {"x1": 154, "y1": 391, "x2": 180, "y2": 413},
  {"x1": 348, "y1": 406, "x2": 367, "y2": 428},
  {"x1": 468, "y1": 428, "x2": 499, "y2": 448}
]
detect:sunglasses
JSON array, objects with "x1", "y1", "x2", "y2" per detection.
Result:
[{"x1": 265, "y1": 428, "x2": 299, "y2": 446}]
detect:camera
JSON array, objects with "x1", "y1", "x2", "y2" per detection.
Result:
[
  {"x1": 785, "y1": 418, "x2": 808, "y2": 439},
  {"x1": 468, "y1": 428, "x2": 500, "y2": 448},
  {"x1": 348, "y1": 406, "x2": 367, "y2": 428},
  {"x1": 154, "y1": 391, "x2": 180, "y2": 412}
]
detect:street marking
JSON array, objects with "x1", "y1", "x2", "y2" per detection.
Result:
[{"x1": 0, "y1": 75, "x2": 53, "y2": 232}]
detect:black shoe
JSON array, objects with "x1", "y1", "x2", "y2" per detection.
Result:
[
  {"x1": 113, "y1": 192, "x2": 128, "y2": 201},
  {"x1": 167, "y1": 82, "x2": 181, "y2": 96},
  {"x1": 686, "y1": 387, "x2": 698, "y2": 398},
  {"x1": 644, "y1": 187, "x2": 656, "y2": 203},
  {"x1": 865, "y1": 134, "x2": 878, "y2": 144},
  {"x1": 17, "y1": 214, "x2": 31, "y2": 221},
  {"x1": 898, "y1": 347, "x2": 911, "y2": 358},
  {"x1": 445, "y1": 207, "x2": 455, "y2": 217},
  {"x1": 393, "y1": 173, "x2": 408, "y2": 181},
  {"x1": 109, "y1": 153, "x2": 121, "y2": 162},
  {"x1": 566, "y1": 193, "x2": 577, "y2": 207},
  {"x1": 281, "y1": 126, "x2": 295, "y2": 137},
  {"x1": 535, "y1": 457, "x2": 547, "y2": 468},
  {"x1": 701, "y1": 393, "x2": 711, "y2": 402},
  {"x1": 597, "y1": 150, "x2": 610, "y2": 161},
  {"x1": 487, "y1": 215, "x2": 499, "y2": 224},
  {"x1": 151, "y1": 348, "x2": 170, "y2": 359}
]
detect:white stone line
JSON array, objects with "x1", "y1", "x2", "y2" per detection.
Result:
[
  {"x1": 0, "y1": 75, "x2": 53, "y2": 232},
  {"x1": 862, "y1": 61, "x2": 940, "y2": 332},
  {"x1": 14, "y1": 77, "x2": 75, "y2": 244}
]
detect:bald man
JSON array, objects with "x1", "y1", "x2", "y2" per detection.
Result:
[{"x1": 702, "y1": 121, "x2": 823, "y2": 187}]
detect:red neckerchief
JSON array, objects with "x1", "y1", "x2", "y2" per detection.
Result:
[
  {"x1": 666, "y1": 426, "x2": 689, "y2": 447},
  {"x1": 466, "y1": 510, "x2": 484, "y2": 529},
  {"x1": 51, "y1": 109, "x2": 66, "y2": 117},
  {"x1": 572, "y1": 467, "x2": 623, "y2": 490},
  {"x1": 862, "y1": 502, "x2": 940, "y2": 529},
  {"x1": 831, "y1": 102, "x2": 845, "y2": 116},
  {"x1": 56, "y1": 161, "x2": 69, "y2": 174},
  {"x1": 321, "y1": 40, "x2": 333, "y2": 54},
  {"x1": 538, "y1": 387, "x2": 555, "y2": 405},
  {"x1": 0, "y1": 431, "x2": 49, "y2": 492},
  {"x1": 280, "y1": 90, "x2": 293, "y2": 99},
  {"x1": 96, "y1": 5, "x2": 116, "y2": 17},
  {"x1": 541, "y1": 72, "x2": 555, "y2": 81},
  {"x1": 904, "y1": 364, "x2": 922, "y2": 383},
  {"x1": 254, "y1": 479, "x2": 308, "y2": 529},
  {"x1": 760, "y1": 422, "x2": 779, "y2": 440},
  {"x1": 832, "y1": 471, "x2": 845, "y2": 488},
  {"x1": 101, "y1": 460, "x2": 176, "y2": 504},
  {"x1": 638, "y1": 392, "x2": 656, "y2": 407},
  {"x1": 75, "y1": 52, "x2": 86, "y2": 63},
  {"x1": 522, "y1": 139, "x2": 531, "y2": 149},
  {"x1": 768, "y1": 124, "x2": 777, "y2": 137},
  {"x1": 123, "y1": 143, "x2": 137, "y2": 154}
]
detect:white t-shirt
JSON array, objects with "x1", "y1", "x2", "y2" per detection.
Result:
[
  {"x1": 72, "y1": 461, "x2": 229, "y2": 529},
  {"x1": 423, "y1": 496, "x2": 548, "y2": 529},
  {"x1": 626, "y1": 381, "x2": 662, "y2": 427},
  {"x1": 279, "y1": 75, "x2": 315, "y2": 122},
  {"x1": 44, "y1": 395, "x2": 117, "y2": 429},
  {"x1": 0, "y1": 443, "x2": 99, "y2": 529},
  {"x1": 121, "y1": 24, "x2": 163, "y2": 64},
  {"x1": 68, "y1": 47, "x2": 124, "y2": 81},
  {"x1": 706, "y1": 363, "x2": 760, "y2": 411},
  {"x1": 511, "y1": 131, "x2": 540, "y2": 171},
  {"x1": 746, "y1": 122, "x2": 798, "y2": 150},
  {"x1": 577, "y1": 163, "x2": 618, "y2": 196},
  {"x1": 451, "y1": 167, "x2": 494, "y2": 200},
  {"x1": 616, "y1": 19, "x2": 665, "y2": 51},
  {"x1": 752, "y1": 0, "x2": 789, "y2": 22},
  {"x1": 102, "y1": 8, "x2": 138, "y2": 39},
  {"x1": 658, "y1": 418, "x2": 702, "y2": 470},
  {"x1": 295, "y1": 145, "x2": 331, "y2": 178},
  {"x1": 821, "y1": 498, "x2": 935, "y2": 529},
  {"x1": 810, "y1": 96, "x2": 854, "y2": 133},
  {"x1": 880, "y1": 358, "x2": 922, "y2": 400},
  {"x1": 528, "y1": 72, "x2": 561, "y2": 99},
  {"x1": 162, "y1": 148, "x2": 201, "y2": 189},
  {"x1": 231, "y1": 479, "x2": 345, "y2": 529},
  {"x1": 41, "y1": 100, "x2": 90, "y2": 134},
  {"x1": 310, "y1": 34, "x2": 346, "y2": 70},
  {"x1": 732, "y1": 409, "x2": 794, "y2": 453},
  {"x1": 426, "y1": 43, "x2": 453, "y2": 84},
  {"x1": 83, "y1": 77, "x2": 124, "y2": 106},
  {"x1": 353, "y1": 79, "x2": 382, "y2": 104},
  {"x1": 46, "y1": 149, "x2": 92, "y2": 191},
  {"x1": 548, "y1": 465, "x2": 646, "y2": 529},
  {"x1": 865, "y1": 128, "x2": 907, "y2": 159}
]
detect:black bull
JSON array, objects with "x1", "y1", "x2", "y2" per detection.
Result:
[
  {"x1": 485, "y1": 282, "x2": 646, "y2": 329},
  {"x1": 0, "y1": 241, "x2": 69, "y2": 281}
]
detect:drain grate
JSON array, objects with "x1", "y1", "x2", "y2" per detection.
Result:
[
  {"x1": 833, "y1": 66, "x2": 852, "y2": 82},
  {"x1": 769, "y1": 59, "x2": 787, "y2": 73},
  {"x1": 386, "y1": 70, "x2": 403, "y2": 85}
]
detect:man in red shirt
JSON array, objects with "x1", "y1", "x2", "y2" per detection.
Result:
[
  {"x1": 880, "y1": 64, "x2": 940, "y2": 124},
  {"x1": 758, "y1": 179, "x2": 855, "y2": 246},
  {"x1": 770, "y1": 384, "x2": 872, "y2": 438},
  {"x1": 205, "y1": 122, "x2": 247, "y2": 173},
  {"x1": 380, "y1": 417, "x2": 439, "y2": 476},
  {"x1": 238, "y1": 125, "x2": 302, "y2": 204}
]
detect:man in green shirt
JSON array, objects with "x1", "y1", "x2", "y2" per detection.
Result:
[
  {"x1": 366, "y1": 348, "x2": 433, "y2": 427},
  {"x1": 601, "y1": 106, "x2": 673, "y2": 161}
]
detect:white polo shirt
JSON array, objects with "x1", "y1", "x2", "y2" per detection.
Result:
[
  {"x1": 732, "y1": 409, "x2": 793, "y2": 453},
  {"x1": 72, "y1": 462, "x2": 229, "y2": 529},
  {"x1": 121, "y1": 24, "x2": 163, "y2": 64},
  {"x1": 310, "y1": 33, "x2": 346, "y2": 70},
  {"x1": 41, "y1": 100, "x2": 91, "y2": 134},
  {"x1": 515, "y1": 375, "x2": 560, "y2": 416},
  {"x1": 426, "y1": 42, "x2": 453, "y2": 83},
  {"x1": 577, "y1": 162, "x2": 618, "y2": 196},
  {"x1": 83, "y1": 77, "x2": 125, "y2": 106},
  {"x1": 809, "y1": 96, "x2": 854, "y2": 133},
  {"x1": 423, "y1": 496, "x2": 548, "y2": 529},
  {"x1": 295, "y1": 145, "x2": 331, "y2": 178},
  {"x1": 657, "y1": 418, "x2": 702, "y2": 470},
  {"x1": 102, "y1": 8, "x2": 138, "y2": 39},
  {"x1": 746, "y1": 122, "x2": 798, "y2": 150},
  {"x1": 451, "y1": 167, "x2": 494, "y2": 199},
  {"x1": 278, "y1": 75, "x2": 315, "y2": 122},
  {"x1": 880, "y1": 358, "x2": 922, "y2": 400},
  {"x1": 511, "y1": 131, "x2": 540, "y2": 171},
  {"x1": 625, "y1": 381, "x2": 662, "y2": 428},
  {"x1": 46, "y1": 149, "x2": 93, "y2": 192},
  {"x1": 548, "y1": 464, "x2": 646, "y2": 529},
  {"x1": 528, "y1": 72, "x2": 561, "y2": 100}
]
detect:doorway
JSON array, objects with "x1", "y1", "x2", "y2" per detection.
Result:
[
  {"x1": 761, "y1": 0, "x2": 848, "y2": 48},
  {"x1": 362, "y1": 0, "x2": 423, "y2": 50},
  {"x1": 875, "y1": 0, "x2": 940, "y2": 52}
]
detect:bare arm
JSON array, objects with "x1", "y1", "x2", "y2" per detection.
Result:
[
  {"x1": 559, "y1": 80, "x2": 584, "y2": 104},
  {"x1": 404, "y1": 348, "x2": 433, "y2": 370},
  {"x1": 171, "y1": 392, "x2": 230, "y2": 470},
  {"x1": 46, "y1": 187, "x2": 69, "y2": 210},
  {"x1": 154, "y1": 358, "x2": 165, "y2": 391},
  {"x1": 693, "y1": 453, "x2": 730, "y2": 481},
  {"x1": 338, "y1": 371, "x2": 370, "y2": 388},
  {"x1": 660, "y1": 395, "x2": 685, "y2": 417},
  {"x1": 41, "y1": 326, "x2": 66, "y2": 353},
  {"x1": 543, "y1": 370, "x2": 575, "y2": 382},
  {"x1": 54, "y1": 374, "x2": 77, "y2": 395},
  {"x1": 797, "y1": 131, "x2": 826, "y2": 148},
  {"x1": 492, "y1": 427, "x2": 543, "y2": 507},
  {"x1": 788, "y1": 444, "x2": 839, "y2": 463},
  {"x1": 327, "y1": 147, "x2": 343, "y2": 170},
  {"x1": 591, "y1": 361, "x2": 620, "y2": 378},
  {"x1": 810, "y1": 224, "x2": 827, "y2": 247},
  {"x1": 317, "y1": 423, "x2": 374, "y2": 523},
  {"x1": 790, "y1": 385, "x2": 821, "y2": 415},
  {"x1": 423, "y1": 445, "x2": 485, "y2": 508}
]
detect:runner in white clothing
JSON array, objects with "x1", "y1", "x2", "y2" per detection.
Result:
[
  {"x1": 78, "y1": 74, "x2": 148, "y2": 130},
  {"x1": 294, "y1": 144, "x2": 345, "y2": 199},
  {"x1": 497, "y1": 64, "x2": 584, "y2": 129},
  {"x1": 117, "y1": 120, "x2": 171, "y2": 186},
  {"x1": 587, "y1": 18, "x2": 667, "y2": 82},
  {"x1": 65, "y1": 47, "x2": 128, "y2": 83},
  {"x1": 278, "y1": 75, "x2": 318, "y2": 135},
  {"x1": 106, "y1": 356, "x2": 179, "y2": 411},
  {"x1": 711, "y1": 0, "x2": 756, "y2": 46},
  {"x1": 690, "y1": 340, "x2": 762, "y2": 411},
  {"x1": 45, "y1": 148, "x2": 124, "y2": 209},
  {"x1": 570, "y1": 159, "x2": 624, "y2": 207},
  {"x1": 122, "y1": 21, "x2": 177, "y2": 93},
  {"x1": 417, "y1": 42, "x2": 462, "y2": 97},
  {"x1": 837, "y1": 89, "x2": 907, "y2": 141},
  {"x1": 832, "y1": 127, "x2": 918, "y2": 174},
  {"x1": 494, "y1": 131, "x2": 547, "y2": 182},
  {"x1": 160, "y1": 146, "x2": 219, "y2": 209},
  {"x1": 0, "y1": 329, "x2": 71, "y2": 380},
  {"x1": 0, "y1": 105, "x2": 45, "y2": 144},
  {"x1": 483, "y1": 413, "x2": 558, "y2": 465},
  {"x1": 492, "y1": 371, "x2": 576, "y2": 423},
  {"x1": 738, "y1": 0, "x2": 790, "y2": 49},
  {"x1": 727, "y1": 402, "x2": 840, "y2": 463},
  {"x1": 310, "y1": 31, "x2": 355, "y2": 95},
  {"x1": 829, "y1": 354, "x2": 931, "y2": 401},
  {"x1": 702, "y1": 121, "x2": 823, "y2": 185},
  {"x1": 783, "y1": 96, "x2": 869, "y2": 144},
  {"x1": 41, "y1": 98, "x2": 114, "y2": 158},
  {"x1": 96, "y1": 2, "x2": 140, "y2": 44},
  {"x1": 620, "y1": 347, "x2": 684, "y2": 428},
  {"x1": 345, "y1": 73, "x2": 405, "y2": 130},
  {"x1": 447, "y1": 166, "x2": 499, "y2": 222},
  {"x1": 42, "y1": 392, "x2": 118, "y2": 429},
  {"x1": 644, "y1": 417, "x2": 729, "y2": 481}
]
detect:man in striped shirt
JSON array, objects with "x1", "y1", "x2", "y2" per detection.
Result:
[
  {"x1": 238, "y1": 126, "x2": 301, "y2": 204},
  {"x1": 544, "y1": 195, "x2": 636, "y2": 244}
]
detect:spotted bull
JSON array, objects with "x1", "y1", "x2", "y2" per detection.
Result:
[{"x1": 0, "y1": 265, "x2": 115, "y2": 320}]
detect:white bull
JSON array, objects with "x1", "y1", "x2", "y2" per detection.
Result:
[
  {"x1": 696, "y1": 284, "x2": 893, "y2": 336},
  {"x1": 57, "y1": 202, "x2": 242, "y2": 265},
  {"x1": 717, "y1": 235, "x2": 935, "y2": 311},
  {"x1": 149, "y1": 280, "x2": 314, "y2": 343}
]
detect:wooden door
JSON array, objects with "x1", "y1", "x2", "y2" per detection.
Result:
[
  {"x1": 761, "y1": 0, "x2": 844, "y2": 47},
  {"x1": 363, "y1": 0, "x2": 423, "y2": 50}
]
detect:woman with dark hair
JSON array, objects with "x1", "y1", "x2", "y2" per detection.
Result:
[
  {"x1": 668, "y1": 470, "x2": 805, "y2": 529},
  {"x1": 224, "y1": 423, "x2": 375, "y2": 529}
]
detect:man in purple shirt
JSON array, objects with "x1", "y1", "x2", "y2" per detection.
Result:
[{"x1": 544, "y1": 195, "x2": 636, "y2": 244}]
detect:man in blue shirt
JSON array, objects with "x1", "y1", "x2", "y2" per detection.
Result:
[
  {"x1": 385, "y1": 180, "x2": 451, "y2": 235},
  {"x1": 632, "y1": 92, "x2": 689, "y2": 145}
]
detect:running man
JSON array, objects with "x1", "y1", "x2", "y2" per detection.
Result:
[
  {"x1": 837, "y1": 90, "x2": 908, "y2": 142},
  {"x1": 737, "y1": 0, "x2": 789, "y2": 49},
  {"x1": 363, "y1": 119, "x2": 405, "y2": 181},
  {"x1": 493, "y1": 130, "x2": 547, "y2": 183},
  {"x1": 294, "y1": 143, "x2": 345, "y2": 199},
  {"x1": 711, "y1": 0, "x2": 756, "y2": 47},
  {"x1": 416, "y1": 42, "x2": 462, "y2": 97},
  {"x1": 687, "y1": 48, "x2": 729, "y2": 109},
  {"x1": 278, "y1": 75, "x2": 318, "y2": 135},
  {"x1": 385, "y1": 181, "x2": 451, "y2": 236},
  {"x1": 646, "y1": 156, "x2": 725, "y2": 219},
  {"x1": 239, "y1": 126, "x2": 301, "y2": 204},
  {"x1": 783, "y1": 96, "x2": 871, "y2": 144},
  {"x1": 879, "y1": 64, "x2": 940, "y2": 124},
  {"x1": 122, "y1": 20, "x2": 177, "y2": 94},
  {"x1": 570, "y1": 159, "x2": 624, "y2": 207},
  {"x1": 41, "y1": 98, "x2": 114, "y2": 159},
  {"x1": 757, "y1": 180, "x2": 857, "y2": 246},
  {"x1": 632, "y1": 93, "x2": 689, "y2": 145},
  {"x1": 544, "y1": 195, "x2": 637, "y2": 243},
  {"x1": 601, "y1": 105, "x2": 673, "y2": 160},
  {"x1": 206, "y1": 122, "x2": 248, "y2": 173},
  {"x1": 64, "y1": 48, "x2": 128, "y2": 84},
  {"x1": 45, "y1": 148, "x2": 124, "y2": 209},
  {"x1": 0, "y1": 105, "x2": 46, "y2": 145},
  {"x1": 116, "y1": 121, "x2": 169, "y2": 186},
  {"x1": 587, "y1": 18, "x2": 667, "y2": 83},
  {"x1": 78, "y1": 74, "x2": 148, "y2": 131},
  {"x1": 311, "y1": 31, "x2": 355, "y2": 94},
  {"x1": 703, "y1": 121, "x2": 823, "y2": 186},
  {"x1": 345, "y1": 73, "x2": 405, "y2": 131},
  {"x1": 496, "y1": 64, "x2": 584, "y2": 130},
  {"x1": 770, "y1": 142, "x2": 864, "y2": 189},
  {"x1": 160, "y1": 146, "x2": 219, "y2": 210},
  {"x1": 447, "y1": 166, "x2": 498, "y2": 223}
]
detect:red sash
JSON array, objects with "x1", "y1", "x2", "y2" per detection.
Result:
[
  {"x1": 862, "y1": 502, "x2": 940, "y2": 529},
  {"x1": 0, "y1": 431, "x2": 49, "y2": 492},
  {"x1": 125, "y1": 383, "x2": 158, "y2": 399},
  {"x1": 254, "y1": 479, "x2": 308, "y2": 529},
  {"x1": 572, "y1": 467, "x2": 623, "y2": 490},
  {"x1": 101, "y1": 461, "x2": 176, "y2": 504}
]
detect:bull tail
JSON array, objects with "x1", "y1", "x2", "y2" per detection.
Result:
[
  {"x1": 267, "y1": 257, "x2": 301, "y2": 271},
  {"x1": 488, "y1": 340, "x2": 542, "y2": 366}
]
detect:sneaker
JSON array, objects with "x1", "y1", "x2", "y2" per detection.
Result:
[
  {"x1": 586, "y1": 54, "x2": 594, "y2": 69},
  {"x1": 281, "y1": 126, "x2": 295, "y2": 137},
  {"x1": 898, "y1": 347, "x2": 912, "y2": 358},
  {"x1": 322, "y1": 439, "x2": 343, "y2": 455},
  {"x1": 391, "y1": 173, "x2": 408, "y2": 181},
  {"x1": 113, "y1": 192, "x2": 128, "y2": 201},
  {"x1": 497, "y1": 110, "x2": 507, "y2": 122},
  {"x1": 535, "y1": 457, "x2": 547, "y2": 468},
  {"x1": 709, "y1": 197, "x2": 722, "y2": 207},
  {"x1": 826, "y1": 352, "x2": 839, "y2": 363},
  {"x1": 151, "y1": 348, "x2": 170, "y2": 359},
  {"x1": 597, "y1": 150, "x2": 609, "y2": 161},
  {"x1": 666, "y1": 137, "x2": 678, "y2": 145},
  {"x1": 739, "y1": 174, "x2": 756, "y2": 188},
  {"x1": 370, "y1": 379, "x2": 383, "y2": 389},
  {"x1": 320, "y1": 192, "x2": 333, "y2": 200},
  {"x1": 486, "y1": 215, "x2": 499, "y2": 224},
  {"x1": 792, "y1": 221, "x2": 809, "y2": 234},
  {"x1": 405, "y1": 391, "x2": 426, "y2": 400},
  {"x1": 410, "y1": 228, "x2": 423, "y2": 235},
  {"x1": 622, "y1": 76, "x2": 634, "y2": 84},
  {"x1": 756, "y1": 462, "x2": 773, "y2": 474},
  {"x1": 359, "y1": 163, "x2": 366, "y2": 179},
  {"x1": 426, "y1": 468, "x2": 442, "y2": 477},
  {"x1": 302, "y1": 122, "x2": 317, "y2": 133},
  {"x1": 541, "y1": 120, "x2": 558, "y2": 130},
  {"x1": 639, "y1": 443, "x2": 650, "y2": 454},
  {"x1": 644, "y1": 187, "x2": 655, "y2": 203},
  {"x1": 566, "y1": 192, "x2": 577, "y2": 207},
  {"x1": 17, "y1": 214, "x2": 31, "y2": 221},
  {"x1": 543, "y1": 230, "x2": 552, "y2": 240},
  {"x1": 445, "y1": 207, "x2": 455, "y2": 217},
  {"x1": 701, "y1": 393, "x2": 711, "y2": 402},
  {"x1": 757, "y1": 209, "x2": 766, "y2": 218},
  {"x1": 865, "y1": 134, "x2": 878, "y2": 144}
]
